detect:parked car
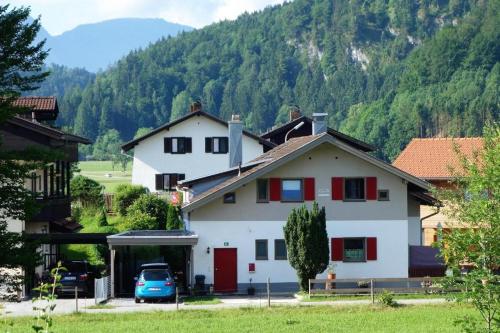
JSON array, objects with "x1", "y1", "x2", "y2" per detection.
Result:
[
  {"x1": 50, "y1": 260, "x2": 95, "y2": 297},
  {"x1": 134, "y1": 268, "x2": 176, "y2": 303}
]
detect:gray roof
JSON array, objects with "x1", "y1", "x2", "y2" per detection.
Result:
[{"x1": 107, "y1": 230, "x2": 198, "y2": 247}]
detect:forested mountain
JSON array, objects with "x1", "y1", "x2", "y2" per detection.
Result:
[
  {"x1": 34, "y1": 0, "x2": 499, "y2": 160},
  {"x1": 36, "y1": 18, "x2": 192, "y2": 71}
]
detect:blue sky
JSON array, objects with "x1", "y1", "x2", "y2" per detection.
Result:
[{"x1": 9, "y1": 0, "x2": 286, "y2": 36}]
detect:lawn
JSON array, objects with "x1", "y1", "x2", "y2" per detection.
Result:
[
  {"x1": 4, "y1": 304, "x2": 478, "y2": 333},
  {"x1": 76, "y1": 160, "x2": 132, "y2": 193},
  {"x1": 182, "y1": 296, "x2": 222, "y2": 305},
  {"x1": 302, "y1": 293, "x2": 451, "y2": 302}
]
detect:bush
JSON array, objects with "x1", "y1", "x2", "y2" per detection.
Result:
[
  {"x1": 125, "y1": 210, "x2": 158, "y2": 230},
  {"x1": 166, "y1": 204, "x2": 183, "y2": 230},
  {"x1": 114, "y1": 184, "x2": 148, "y2": 215},
  {"x1": 70, "y1": 175, "x2": 104, "y2": 207},
  {"x1": 378, "y1": 290, "x2": 397, "y2": 307},
  {"x1": 125, "y1": 194, "x2": 168, "y2": 230},
  {"x1": 96, "y1": 209, "x2": 108, "y2": 227}
]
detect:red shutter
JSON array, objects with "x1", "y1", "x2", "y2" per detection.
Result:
[
  {"x1": 367, "y1": 237, "x2": 377, "y2": 260},
  {"x1": 269, "y1": 178, "x2": 281, "y2": 201},
  {"x1": 304, "y1": 178, "x2": 315, "y2": 201},
  {"x1": 366, "y1": 177, "x2": 377, "y2": 200},
  {"x1": 331, "y1": 238, "x2": 344, "y2": 261},
  {"x1": 332, "y1": 177, "x2": 344, "y2": 200}
]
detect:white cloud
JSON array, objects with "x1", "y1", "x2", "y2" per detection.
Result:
[{"x1": 7, "y1": 0, "x2": 286, "y2": 35}]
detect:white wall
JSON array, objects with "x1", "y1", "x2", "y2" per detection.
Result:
[
  {"x1": 191, "y1": 219, "x2": 409, "y2": 286},
  {"x1": 131, "y1": 116, "x2": 264, "y2": 192}
]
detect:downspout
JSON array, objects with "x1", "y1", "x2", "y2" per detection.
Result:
[{"x1": 419, "y1": 206, "x2": 440, "y2": 246}]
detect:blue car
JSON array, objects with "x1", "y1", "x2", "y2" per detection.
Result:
[{"x1": 135, "y1": 269, "x2": 175, "y2": 303}]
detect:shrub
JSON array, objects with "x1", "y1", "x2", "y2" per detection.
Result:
[
  {"x1": 378, "y1": 290, "x2": 397, "y2": 307},
  {"x1": 114, "y1": 184, "x2": 148, "y2": 215},
  {"x1": 96, "y1": 208, "x2": 108, "y2": 227},
  {"x1": 126, "y1": 194, "x2": 168, "y2": 230},
  {"x1": 70, "y1": 175, "x2": 104, "y2": 207},
  {"x1": 125, "y1": 210, "x2": 158, "y2": 230},
  {"x1": 166, "y1": 204, "x2": 183, "y2": 230}
]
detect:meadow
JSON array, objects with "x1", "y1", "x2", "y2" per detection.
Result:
[{"x1": 76, "y1": 160, "x2": 132, "y2": 193}]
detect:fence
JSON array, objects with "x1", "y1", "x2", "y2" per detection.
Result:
[
  {"x1": 309, "y1": 277, "x2": 448, "y2": 302},
  {"x1": 94, "y1": 276, "x2": 111, "y2": 304}
]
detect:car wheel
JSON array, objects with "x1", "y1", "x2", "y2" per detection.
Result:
[{"x1": 135, "y1": 297, "x2": 140, "y2": 304}]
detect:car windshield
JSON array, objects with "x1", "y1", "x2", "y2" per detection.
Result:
[
  {"x1": 61, "y1": 262, "x2": 87, "y2": 272},
  {"x1": 142, "y1": 269, "x2": 170, "y2": 281}
]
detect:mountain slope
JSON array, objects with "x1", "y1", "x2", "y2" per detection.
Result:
[
  {"x1": 35, "y1": 0, "x2": 499, "y2": 160},
  {"x1": 42, "y1": 18, "x2": 192, "y2": 71}
]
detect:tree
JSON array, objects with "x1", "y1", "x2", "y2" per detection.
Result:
[
  {"x1": 170, "y1": 91, "x2": 191, "y2": 121},
  {"x1": 133, "y1": 127, "x2": 153, "y2": 139},
  {"x1": 166, "y1": 204, "x2": 183, "y2": 230},
  {"x1": 114, "y1": 184, "x2": 148, "y2": 216},
  {"x1": 0, "y1": 5, "x2": 49, "y2": 294},
  {"x1": 434, "y1": 124, "x2": 499, "y2": 332},
  {"x1": 283, "y1": 202, "x2": 329, "y2": 291},
  {"x1": 70, "y1": 175, "x2": 104, "y2": 207},
  {"x1": 92, "y1": 129, "x2": 121, "y2": 161},
  {"x1": 126, "y1": 194, "x2": 168, "y2": 230}
]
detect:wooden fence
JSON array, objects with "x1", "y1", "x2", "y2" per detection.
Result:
[{"x1": 309, "y1": 277, "x2": 448, "y2": 302}]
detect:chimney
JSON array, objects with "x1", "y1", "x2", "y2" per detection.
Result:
[
  {"x1": 190, "y1": 101, "x2": 202, "y2": 113},
  {"x1": 289, "y1": 106, "x2": 301, "y2": 121},
  {"x1": 312, "y1": 113, "x2": 328, "y2": 135},
  {"x1": 228, "y1": 114, "x2": 243, "y2": 168}
]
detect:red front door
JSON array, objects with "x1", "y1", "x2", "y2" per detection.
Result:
[{"x1": 214, "y1": 248, "x2": 237, "y2": 293}]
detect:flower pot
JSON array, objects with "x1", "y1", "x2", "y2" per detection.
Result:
[{"x1": 327, "y1": 273, "x2": 336, "y2": 280}]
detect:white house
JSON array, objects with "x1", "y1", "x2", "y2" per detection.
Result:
[
  {"x1": 180, "y1": 123, "x2": 434, "y2": 292},
  {"x1": 122, "y1": 108, "x2": 274, "y2": 193}
]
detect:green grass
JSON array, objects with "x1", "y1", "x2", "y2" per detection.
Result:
[
  {"x1": 182, "y1": 296, "x2": 222, "y2": 305},
  {"x1": 3, "y1": 304, "x2": 478, "y2": 332},
  {"x1": 77, "y1": 161, "x2": 132, "y2": 193},
  {"x1": 302, "y1": 293, "x2": 450, "y2": 302}
]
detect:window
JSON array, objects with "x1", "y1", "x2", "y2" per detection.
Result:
[
  {"x1": 205, "y1": 137, "x2": 228, "y2": 154},
  {"x1": 223, "y1": 192, "x2": 236, "y2": 203},
  {"x1": 281, "y1": 179, "x2": 303, "y2": 202},
  {"x1": 256, "y1": 179, "x2": 269, "y2": 202},
  {"x1": 344, "y1": 178, "x2": 365, "y2": 201},
  {"x1": 155, "y1": 173, "x2": 185, "y2": 191},
  {"x1": 274, "y1": 239, "x2": 287, "y2": 260},
  {"x1": 164, "y1": 137, "x2": 192, "y2": 154},
  {"x1": 343, "y1": 238, "x2": 366, "y2": 262},
  {"x1": 378, "y1": 189, "x2": 389, "y2": 201},
  {"x1": 255, "y1": 240, "x2": 268, "y2": 260}
]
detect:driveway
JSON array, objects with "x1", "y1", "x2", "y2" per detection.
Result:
[{"x1": 1, "y1": 295, "x2": 446, "y2": 317}]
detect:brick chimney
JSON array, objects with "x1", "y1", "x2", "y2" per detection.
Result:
[
  {"x1": 190, "y1": 101, "x2": 202, "y2": 113},
  {"x1": 289, "y1": 106, "x2": 301, "y2": 121},
  {"x1": 312, "y1": 113, "x2": 328, "y2": 135}
]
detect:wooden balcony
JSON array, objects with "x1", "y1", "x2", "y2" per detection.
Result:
[{"x1": 30, "y1": 196, "x2": 71, "y2": 222}]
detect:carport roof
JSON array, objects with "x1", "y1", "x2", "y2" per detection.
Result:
[{"x1": 107, "y1": 230, "x2": 198, "y2": 247}]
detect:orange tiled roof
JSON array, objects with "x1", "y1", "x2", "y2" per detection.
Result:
[
  {"x1": 393, "y1": 138, "x2": 484, "y2": 179},
  {"x1": 12, "y1": 96, "x2": 57, "y2": 111}
]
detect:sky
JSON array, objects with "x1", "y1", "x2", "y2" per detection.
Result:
[{"x1": 8, "y1": 0, "x2": 287, "y2": 36}]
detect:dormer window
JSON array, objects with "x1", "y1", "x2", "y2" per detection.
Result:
[{"x1": 164, "y1": 137, "x2": 192, "y2": 154}]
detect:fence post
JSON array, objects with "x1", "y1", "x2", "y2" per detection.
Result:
[
  {"x1": 75, "y1": 286, "x2": 78, "y2": 313},
  {"x1": 308, "y1": 279, "x2": 311, "y2": 299},
  {"x1": 267, "y1": 277, "x2": 270, "y2": 308},
  {"x1": 176, "y1": 287, "x2": 179, "y2": 310},
  {"x1": 95, "y1": 278, "x2": 97, "y2": 305},
  {"x1": 370, "y1": 279, "x2": 374, "y2": 304}
]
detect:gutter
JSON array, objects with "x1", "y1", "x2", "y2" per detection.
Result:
[{"x1": 419, "y1": 206, "x2": 440, "y2": 245}]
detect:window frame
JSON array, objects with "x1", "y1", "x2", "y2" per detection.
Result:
[
  {"x1": 274, "y1": 239, "x2": 287, "y2": 260},
  {"x1": 223, "y1": 192, "x2": 236, "y2": 204},
  {"x1": 209, "y1": 136, "x2": 229, "y2": 154},
  {"x1": 281, "y1": 178, "x2": 304, "y2": 203},
  {"x1": 343, "y1": 177, "x2": 366, "y2": 202},
  {"x1": 256, "y1": 179, "x2": 269, "y2": 203},
  {"x1": 377, "y1": 189, "x2": 390, "y2": 201},
  {"x1": 255, "y1": 239, "x2": 268, "y2": 260},
  {"x1": 168, "y1": 137, "x2": 191, "y2": 154},
  {"x1": 343, "y1": 237, "x2": 366, "y2": 263},
  {"x1": 160, "y1": 173, "x2": 185, "y2": 191}
]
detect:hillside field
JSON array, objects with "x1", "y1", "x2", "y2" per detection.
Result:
[{"x1": 76, "y1": 161, "x2": 131, "y2": 193}]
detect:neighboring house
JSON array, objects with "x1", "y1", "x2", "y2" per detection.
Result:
[
  {"x1": 179, "y1": 123, "x2": 434, "y2": 292},
  {"x1": 0, "y1": 97, "x2": 90, "y2": 276},
  {"x1": 393, "y1": 137, "x2": 484, "y2": 246},
  {"x1": 122, "y1": 105, "x2": 275, "y2": 193}
]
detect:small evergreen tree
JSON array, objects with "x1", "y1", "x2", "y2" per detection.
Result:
[
  {"x1": 166, "y1": 204, "x2": 183, "y2": 230},
  {"x1": 283, "y1": 202, "x2": 329, "y2": 291},
  {"x1": 96, "y1": 208, "x2": 108, "y2": 227}
]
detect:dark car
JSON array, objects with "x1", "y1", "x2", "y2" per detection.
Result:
[{"x1": 53, "y1": 260, "x2": 95, "y2": 296}]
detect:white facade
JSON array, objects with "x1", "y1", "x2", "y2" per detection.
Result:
[
  {"x1": 131, "y1": 115, "x2": 265, "y2": 192},
  {"x1": 191, "y1": 219, "x2": 410, "y2": 288}
]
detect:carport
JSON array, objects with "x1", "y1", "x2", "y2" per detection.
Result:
[{"x1": 107, "y1": 230, "x2": 198, "y2": 297}]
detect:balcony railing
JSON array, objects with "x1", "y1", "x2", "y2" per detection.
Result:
[{"x1": 30, "y1": 196, "x2": 71, "y2": 222}]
